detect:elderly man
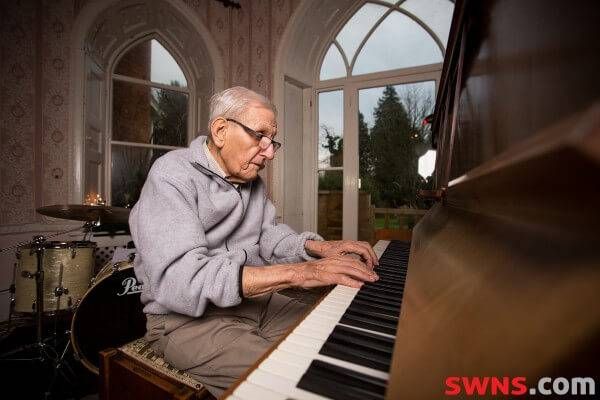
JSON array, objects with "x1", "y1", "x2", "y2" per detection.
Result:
[{"x1": 129, "y1": 86, "x2": 379, "y2": 396}]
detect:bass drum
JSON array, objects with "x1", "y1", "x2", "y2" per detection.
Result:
[{"x1": 71, "y1": 260, "x2": 146, "y2": 374}]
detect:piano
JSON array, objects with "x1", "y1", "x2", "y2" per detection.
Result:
[
  {"x1": 223, "y1": 0, "x2": 600, "y2": 399},
  {"x1": 223, "y1": 240, "x2": 407, "y2": 400}
]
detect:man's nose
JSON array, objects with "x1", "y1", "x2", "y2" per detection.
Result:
[{"x1": 261, "y1": 144, "x2": 275, "y2": 160}]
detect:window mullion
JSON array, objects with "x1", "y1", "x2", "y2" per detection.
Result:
[
  {"x1": 343, "y1": 83, "x2": 359, "y2": 240},
  {"x1": 349, "y1": 6, "x2": 396, "y2": 73},
  {"x1": 110, "y1": 141, "x2": 182, "y2": 151},
  {"x1": 112, "y1": 73, "x2": 189, "y2": 93}
]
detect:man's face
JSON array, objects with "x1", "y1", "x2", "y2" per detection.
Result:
[{"x1": 219, "y1": 103, "x2": 277, "y2": 183}]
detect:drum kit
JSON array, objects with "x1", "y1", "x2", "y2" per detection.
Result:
[{"x1": 0, "y1": 204, "x2": 146, "y2": 397}]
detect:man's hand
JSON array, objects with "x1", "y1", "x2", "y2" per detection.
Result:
[
  {"x1": 242, "y1": 255, "x2": 378, "y2": 297},
  {"x1": 305, "y1": 240, "x2": 379, "y2": 269},
  {"x1": 293, "y1": 256, "x2": 379, "y2": 289}
]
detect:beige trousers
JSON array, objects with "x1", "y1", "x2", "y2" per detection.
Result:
[{"x1": 145, "y1": 292, "x2": 308, "y2": 397}]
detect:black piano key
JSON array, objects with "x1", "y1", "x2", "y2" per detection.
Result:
[
  {"x1": 377, "y1": 261, "x2": 407, "y2": 268},
  {"x1": 351, "y1": 297, "x2": 400, "y2": 316},
  {"x1": 367, "y1": 280, "x2": 404, "y2": 291},
  {"x1": 320, "y1": 341, "x2": 391, "y2": 372},
  {"x1": 376, "y1": 268, "x2": 405, "y2": 276},
  {"x1": 346, "y1": 305, "x2": 399, "y2": 324},
  {"x1": 380, "y1": 258, "x2": 407, "y2": 262},
  {"x1": 360, "y1": 287, "x2": 403, "y2": 302},
  {"x1": 340, "y1": 310, "x2": 397, "y2": 335},
  {"x1": 297, "y1": 360, "x2": 386, "y2": 400},
  {"x1": 375, "y1": 267, "x2": 406, "y2": 279},
  {"x1": 328, "y1": 324, "x2": 395, "y2": 352},
  {"x1": 298, "y1": 372, "x2": 383, "y2": 400},
  {"x1": 360, "y1": 282, "x2": 404, "y2": 294},
  {"x1": 355, "y1": 292, "x2": 402, "y2": 308},
  {"x1": 348, "y1": 300, "x2": 399, "y2": 318},
  {"x1": 363, "y1": 282, "x2": 404, "y2": 295},
  {"x1": 375, "y1": 274, "x2": 406, "y2": 285}
]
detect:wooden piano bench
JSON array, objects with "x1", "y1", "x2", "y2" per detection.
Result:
[{"x1": 99, "y1": 338, "x2": 212, "y2": 400}]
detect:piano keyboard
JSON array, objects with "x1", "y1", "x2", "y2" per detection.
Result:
[{"x1": 224, "y1": 240, "x2": 410, "y2": 400}]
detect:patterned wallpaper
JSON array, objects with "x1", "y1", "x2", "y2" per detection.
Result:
[
  {"x1": 0, "y1": 0, "x2": 299, "y2": 229},
  {"x1": 183, "y1": 0, "x2": 298, "y2": 97},
  {"x1": 1, "y1": 0, "x2": 37, "y2": 226}
]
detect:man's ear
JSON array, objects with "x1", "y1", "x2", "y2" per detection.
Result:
[{"x1": 210, "y1": 117, "x2": 227, "y2": 149}]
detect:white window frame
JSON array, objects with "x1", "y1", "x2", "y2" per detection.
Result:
[
  {"x1": 313, "y1": 66, "x2": 442, "y2": 239},
  {"x1": 312, "y1": 0, "x2": 452, "y2": 240},
  {"x1": 105, "y1": 36, "x2": 194, "y2": 205}
]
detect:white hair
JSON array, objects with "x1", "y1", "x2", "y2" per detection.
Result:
[{"x1": 208, "y1": 86, "x2": 276, "y2": 131}]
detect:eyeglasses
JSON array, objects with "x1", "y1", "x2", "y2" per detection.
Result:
[{"x1": 226, "y1": 118, "x2": 282, "y2": 152}]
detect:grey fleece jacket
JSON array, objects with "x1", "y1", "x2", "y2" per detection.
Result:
[{"x1": 129, "y1": 135, "x2": 322, "y2": 317}]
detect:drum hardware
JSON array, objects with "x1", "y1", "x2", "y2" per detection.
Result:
[
  {"x1": 20, "y1": 270, "x2": 35, "y2": 279},
  {"x1": 53, "y1": 286, "x2": 69, "y2": 297},
  {"x1": 0, "y1": 221, "x2": 97, "y2": 374},
  {"x1": 1, "y1": 205, "x2": 132, "y2": 396}
]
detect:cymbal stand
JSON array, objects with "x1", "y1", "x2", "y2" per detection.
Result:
[{"x1": 44, "y1": 335, "x2": 77, "y2": 400}]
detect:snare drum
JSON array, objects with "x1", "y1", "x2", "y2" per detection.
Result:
[
  {"x1": 71, "y1": 260, "x2": 146, "y2": 374},
  {"x1": 14, "y1": 241, "x2": 96, "y2": 314}
]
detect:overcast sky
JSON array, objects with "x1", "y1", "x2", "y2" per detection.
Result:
[{"x1": 150, "y1": 40, "x2": 187, "y2": 87}]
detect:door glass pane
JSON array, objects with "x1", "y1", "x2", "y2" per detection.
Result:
[
  {"x1": 115, "y1": 39, "x2": 187, "y2": 87},
  {"x1": 112, "y1": 80, "x2": 188, "y2": 147},
  {"x1": 335, "y1": 3, "x2": 388, "y2": 64},
  {"x1": 353, "y1": 11, "x2": 443, "y2": 76},
  {"x1": 400, "y1": 0, "x2": 455, "y2": 48},
  {"x1": 111, "y1": 145, "x2": 169, "y2": 208},
  {"x1": 320, "y1": 44, "x2": 347, "y2": 81},
  {"x1": 318, "y1": 90, "x2": 344, "y2": 168},
  {"x1": 358, "y1": 81, "x2": 436, "y2": 244},
  {"x1": 317, "y1": 170, "x2": 343, "y2": 240}
]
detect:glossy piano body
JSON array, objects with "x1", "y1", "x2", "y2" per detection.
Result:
[{"x1": 387, "y1": 0, "x2": 600, "y2": 398}]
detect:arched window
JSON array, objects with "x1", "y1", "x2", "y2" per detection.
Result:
[
  {"x1": 315, "y1": 0, "x2": 454, "y2": 241},
  {"x1": 109, "y1": 38, "x2": 191, "y2": 207},
  {"x1": 75, "y1": 0, "x2": 222, "y2": 208}
]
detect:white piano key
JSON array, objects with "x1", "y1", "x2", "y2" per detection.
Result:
[
  {"x1": 318, "y1": 304, "x2": 347, "y2": 316},
  {"x1": 278, "y1": 339, "x2": 390, "y2": 381},
  {"x1": 309, "y1": 308, "x2": 343, "y2": 321},
  {"x1": 233, "y1": 381, "x2": 288, "y2": 400},
  {"x1": 247, "y1": 369, "x2": 328, "y2": 400},
  {"x1": 303, "y1": 313, "x2": 338, "y2": 326},
  {"x1": 313, "y1": 301, "x2": 345, "y2": 313},
  {"x1": 292, "y1": 322, "x2": 333, "y2": 340},
  {"x1": 268, "y1": 349, "x2": 313, "y2": 370},
  {"x1": 294, "y1": 322, "x2": 331, "y2": 337},
  {"x1": 259, "y1": 357, "x2": 307, "y2": 381},
  {"x1": 324, "y1": 287, "x2": 356, "y2": 301},
  {"x1": 285, "y1": 332, "x2": 325, "y2": 350},
  {"x1": 320, "y1": 296, "x2": 352, "y2": 307}
]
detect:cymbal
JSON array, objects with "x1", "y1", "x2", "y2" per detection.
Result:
[{"x1": 37, "y1": 204, "x2": 130, "y2": 224}]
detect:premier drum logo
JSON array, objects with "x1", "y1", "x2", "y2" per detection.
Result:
[
  {"x1": 117, "y1": 276, "x2": 143, "y2": 296},
  {"x1": 444, "y1": 376, "x2": 596, "y2": 396}
]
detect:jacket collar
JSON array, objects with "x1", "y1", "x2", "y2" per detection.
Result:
[
  {"x1": 189, "y1": 135, "x2": 216, "y2": 173},
  {"x1": 188, "y1": 135, "x2": 250, "y2": 192}
]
